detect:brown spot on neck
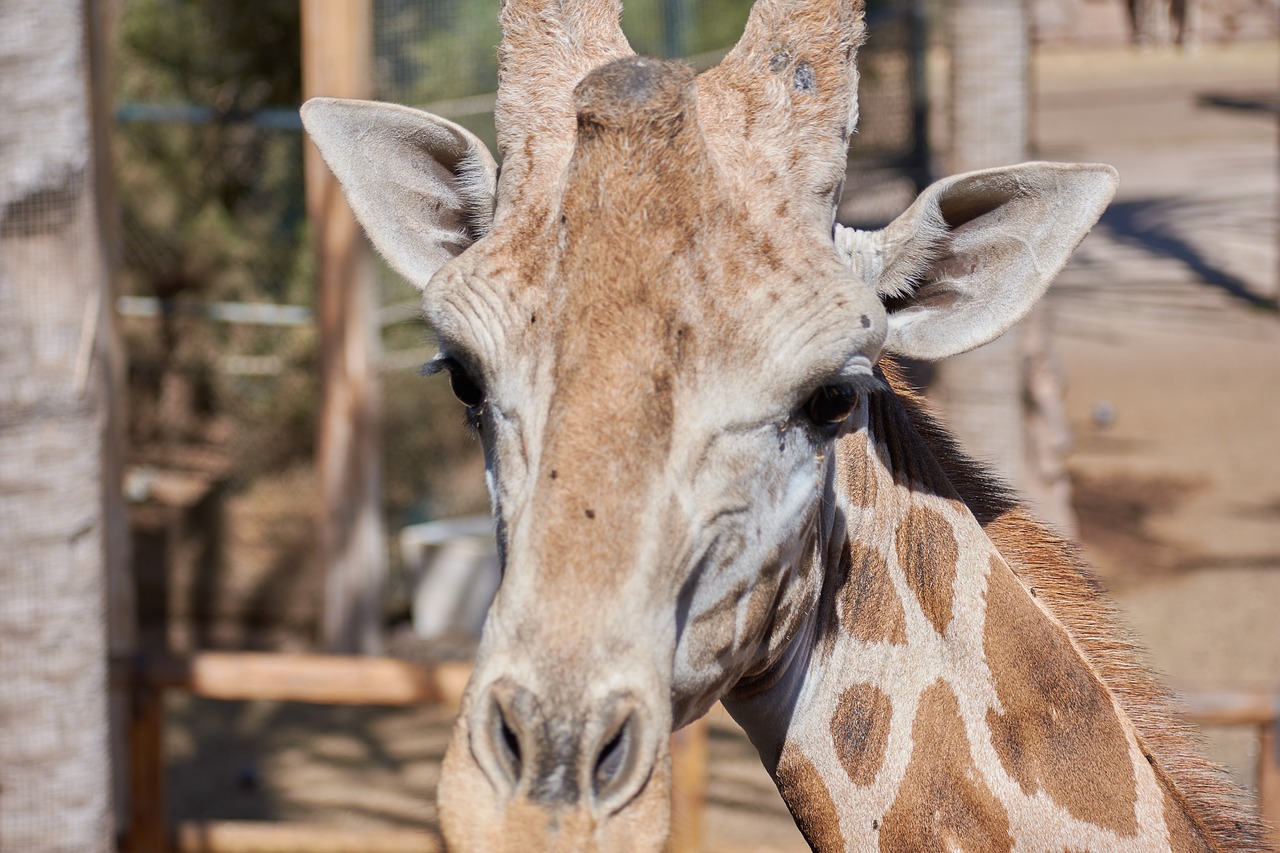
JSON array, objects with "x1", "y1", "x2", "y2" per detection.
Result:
[
  {"x1": 836, "y1": 430, "x2": 877, "y2": 508},
  {"x1": 984, "y1": 554, "x2": 1140, "y2": 836},
  {"x1": 775, "y1": 745, "x2": 845, "y2": 852},
  {"x1": 879, "y1": 680, "x2": 1013, "y2": 852},
  {"x1": 838, "y1": 540, "x2": 907, "y2": 646},
  {"x1": 875, "y1": 358, "x2": 1266, "y2": 849},
  {"x1": 831, "y1": 683, "x2": 892, "y2": 787},
  {"x1": 896, "y1": 505, "x2": 959, "y2": 636}
]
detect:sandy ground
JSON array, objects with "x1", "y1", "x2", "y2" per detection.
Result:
[{"x1": 164, "y1": 41, "x2": 1279, "y2": 850}]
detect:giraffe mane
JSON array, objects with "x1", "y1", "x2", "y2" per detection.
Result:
[{"x1": 879, "y1": 356, "x2": 1268, "y2": 851}]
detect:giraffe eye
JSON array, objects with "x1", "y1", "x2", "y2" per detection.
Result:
[
  {"x1": 804, "y1": 385, "x2": 858, "y2": 427},
  {"x1": 442, "y1": 358, "x2": 485, "y2": 409}
]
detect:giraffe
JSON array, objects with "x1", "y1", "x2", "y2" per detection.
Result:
[{"x1": 299, "y1": 0, "x2": 1267, "y2": 847}]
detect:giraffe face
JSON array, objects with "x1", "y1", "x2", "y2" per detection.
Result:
[
  {"x1": 300, "y1": 0, "x2": 1117, "y2": 841},
  {"x1": 428, "y1": 257, "x2": 886, "y2": 847},
  {"x1": 421, "y1": 59, "x2": 889, "y2": 847}
]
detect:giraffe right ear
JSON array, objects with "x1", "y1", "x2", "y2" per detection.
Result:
[
  {"x1": 301, "y1": 98, "x2": 498, "y2": 291},
  {"x1": 836, "y1": 161, "x2": 1117, "y2": 361}
]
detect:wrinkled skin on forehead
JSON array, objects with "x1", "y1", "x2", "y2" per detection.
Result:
[{"x1": 300, "y1": 0, "x2": 1118, "y2": 843}]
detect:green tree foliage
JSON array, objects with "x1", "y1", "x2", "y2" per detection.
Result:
[
  {"x1": 116, "y1": 0, "x2": 306, "y2": 304},
  {"x1": 115, "y1": 0, "x2": 313, "y2": 458}
]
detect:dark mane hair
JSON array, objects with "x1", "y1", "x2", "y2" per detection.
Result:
[{"x1": 879, "y1": 355, "x2": 1267, "y2": 851}]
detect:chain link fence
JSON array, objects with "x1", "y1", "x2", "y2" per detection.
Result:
[{"x1": 1, "y1": 1, "x2": 115, "y2": 848}]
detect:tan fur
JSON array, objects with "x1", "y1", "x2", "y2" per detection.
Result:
[
  {"x1": 837, "y1": 430, "x2": 878, "y2": 507},
  {"x1": 698, "y1": 0, "x2": 865, "y2": 230},
  {"x1": 984, "y1": 552, "x2": 1140, "y2": 836},
  {"x1": 1165, "y1": 782, "x2": 1220, "y2": 852}
]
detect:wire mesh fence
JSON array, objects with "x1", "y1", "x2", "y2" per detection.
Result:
[{"x1": 1, "y1": 1, "x2": 116, "y2": 849}]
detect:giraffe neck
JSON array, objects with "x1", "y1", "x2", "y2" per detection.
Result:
[{"x1": 724, "y1": 370, "x2": 1256, "y2": 852}]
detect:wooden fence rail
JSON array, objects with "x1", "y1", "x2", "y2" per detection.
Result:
[
  {"x1": 113, "y1": 652, "x2": 707, "y2": 853},
  {"x1": 115, "y1": 652, "x2": 1277, "y2": 852},
  {"x1": 1178, "y1": 691, "x2": 1280, "y2": 850}
]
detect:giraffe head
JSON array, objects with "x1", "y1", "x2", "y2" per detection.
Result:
[{"x1": 302, "y1": 0, "x2": 1116, "y2": 846}]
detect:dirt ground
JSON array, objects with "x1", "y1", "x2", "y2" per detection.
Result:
[
  {"x1": 1041, "y1": 40, "x2": 1280, "y2": 796},
  {"x1": 164, "y1": 41, "x2": 1279, "y2": 851}
]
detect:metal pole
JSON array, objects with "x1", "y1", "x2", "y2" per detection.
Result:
[{"x1": 661, "y1": 0, "x2": 690, "y2": 58}]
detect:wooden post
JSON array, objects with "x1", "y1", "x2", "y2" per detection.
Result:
[
  {"x1": 667, "y1": 717, "x2": 709, "y2": 853},
  {"x1": 1258, "y1": 721, "x2": 1280, "y2": 851},
  {"x1": 936, "y1": 0, "x2": 1031, "y2": 497},
  {"x1": 301, "y1": 0, "x2": 386, "y2": 655},
  {"x1": 127, "y1": 674, "x2": 167, "y2": 853}
]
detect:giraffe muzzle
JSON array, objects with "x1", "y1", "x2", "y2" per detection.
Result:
[{"x1": 470, "y1": 676, "x2": 661, "y2": 816}]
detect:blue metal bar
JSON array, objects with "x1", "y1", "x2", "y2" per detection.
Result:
[{"x1": 115, "y1": 103, "x2": 304, "y2": 131}]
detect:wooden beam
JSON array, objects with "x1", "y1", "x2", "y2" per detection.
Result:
[
  {"x1": 1258, "y1": 722, "x2": 1280, "y2": 851},
  {"x1": 300, "y1": 0, "x2": 386, "y2": 655},
  {"x1": 174, "y1": 822, "x2": 440, "y2": 853},
  {"x1": 126, "y1": 679, "x2": 167, "y2": 853},
  {"x1": 667, "y1": 716, "x2": 708, "y2": 853},
  {"x1": 1178, "y1": 692, "x2": 1280, "y2": 727},
  {"x1": 115, "y1": 653, "x2": 472, "y2": 709}
]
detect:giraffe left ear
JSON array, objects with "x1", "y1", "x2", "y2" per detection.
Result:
[
  {"x1": 301, "y1": 98, "x2": 498, "y2": 292},
  {"x1": 836, "y1": 161, "x2": 1118, "y2": 361}
]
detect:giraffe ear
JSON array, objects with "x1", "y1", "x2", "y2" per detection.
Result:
[
  {"x1": 836, "y1": 162, "x2": 1118, "y2": 361},
  {"x1": 301, "y1": 98, "x2": 498, "y2": 291}
]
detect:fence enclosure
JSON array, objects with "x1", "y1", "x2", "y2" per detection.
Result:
[{"x1": 118, "y1": 651, "x2": 1280, "y2": 852}]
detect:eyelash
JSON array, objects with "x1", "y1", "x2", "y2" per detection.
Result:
[
  {"x1": 430, "y1": 355, "x2": 867, "y2": 439},
  {"x1": 432, "y1": 356, "x2": 487, "y2": 431},
  {"x1": 802, "y1": 385, "x2": 860, "y2": 431}
]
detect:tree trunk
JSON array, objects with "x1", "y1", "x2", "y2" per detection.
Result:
[
  {"x1": 1128, "y1": 0, "x2": 1172, "y2": 48},
  {"x1": 0, "y1": 0, "x2": 115, "y2": 849},
  {"x1": 937, "y1": 0, "x2": 1077, "y2": 534}
]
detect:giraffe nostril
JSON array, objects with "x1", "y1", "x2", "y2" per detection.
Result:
[
  {"x1": 471, "y1": 679, "x2": 658, "y2": 810},
  {"x1": 497, "y1": 705, "x2": 522, "y2": 778},
  {"x1": 590, "y1": 705, "x2": 655, "y2": 812},
  {"x1": 483, "y1": 689, "x2": 525, "y2": 790},
  {"x1": 592, "y1": 713, "x2": 632, "y2": 796}
]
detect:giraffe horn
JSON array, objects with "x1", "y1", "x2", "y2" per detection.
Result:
[
  {"x1": 494, "y1": 0, "x2": 633, "y2": 197},
  {"x1": 698, "y1": 0, "x2": 866, "y2": 228}
]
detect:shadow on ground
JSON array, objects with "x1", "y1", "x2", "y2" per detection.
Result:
[{"x1": 1097, "y1": 197, "x2": 1279, "y2": 312}]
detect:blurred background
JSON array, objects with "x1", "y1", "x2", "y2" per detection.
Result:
[{"x1": 1, "y1": 0, "x2": 1276, "y2": 850}]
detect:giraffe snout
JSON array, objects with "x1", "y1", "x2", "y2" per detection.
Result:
[{"x1": 469, "y1": 676, "x2": 661, "y2": 815}]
